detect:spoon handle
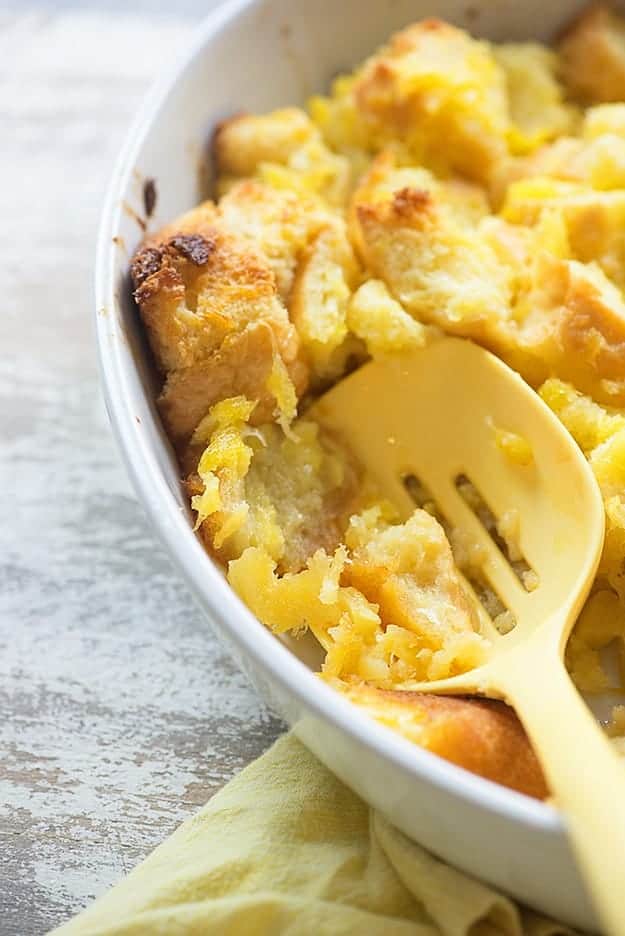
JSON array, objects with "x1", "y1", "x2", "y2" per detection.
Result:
[{"x1": 500, "y1": 650, "x2": 625, "y2": 936}]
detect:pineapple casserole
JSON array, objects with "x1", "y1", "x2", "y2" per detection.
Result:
[{"x1": 131, "y1": 5, "x2": 625, "y2": 799}]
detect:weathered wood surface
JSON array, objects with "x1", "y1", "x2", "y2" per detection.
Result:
[{"x1": 0, "y1": 3, "x2": 283, "y2": 934}]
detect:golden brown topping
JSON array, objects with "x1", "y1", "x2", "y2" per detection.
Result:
[{"x1": 338, "y1": 683, "x2": 549, "y2": 800}]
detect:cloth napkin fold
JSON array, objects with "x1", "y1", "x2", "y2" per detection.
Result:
[{"x1": 52, "y1": 734, "x2": 576, "y2": 936}]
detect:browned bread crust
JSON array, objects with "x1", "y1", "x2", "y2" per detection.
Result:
[{"x1": 340, "y1": 682, "x2": 549, "y2": 800}]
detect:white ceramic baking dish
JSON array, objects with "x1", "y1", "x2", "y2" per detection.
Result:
[{"x1": 95, "y1": 0, "x2": 603, "y2": 929}]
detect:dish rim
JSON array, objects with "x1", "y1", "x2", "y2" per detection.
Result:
[{"x1": 95, "y1": 0, "x2": 563, "y2": 840}]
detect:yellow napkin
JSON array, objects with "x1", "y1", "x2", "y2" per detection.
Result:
[{"x1": 53, "y1": 733, "x2": 576, "y2": 936}]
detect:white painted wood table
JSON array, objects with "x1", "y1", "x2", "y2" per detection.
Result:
[{"x1": 0, "y1": 3, "x2": 283, "y2": 933}]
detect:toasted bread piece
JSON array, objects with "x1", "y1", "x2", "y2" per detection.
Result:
[
  {"x1": 289, "y1": 223, "x2": 363, "y2": 382},
  {"x1": 350, "y1": 19, "x2": 509, "y2": 183},
  {"x1": 132, "y1": 224, "x2": 284, "y2": 371},
  {"x1": 219, "y1": 179, "x2": 363, "y2": 384},
  {"x1": 339, "y1": 682, "x2": 548, "y2": 800},
  {"x1": 214, "y1": 108, "x2": 351, "y2": 207},
  {"x1": 158, "y1": 321, "x2": 305, "y2": 444},
  {"x1": 131, "y1": 205, "x2": 307, "y2": 444},
  {"x1": 214, "y1": 108, "x2": 316, "y2": 178},
  {"x1": 510, "y1": 253, "x2": 625, "y2": 406},
  {"x1": 559, "y1": 4, "x2": 625, "y2": 103},
  {"x1": 353, "y1": 182, "x2": 511, "y2": 347}
]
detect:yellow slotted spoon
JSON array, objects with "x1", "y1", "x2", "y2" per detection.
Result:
[{"x1": 313, "y1": 336, "x2": 625, "y2": 936}]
